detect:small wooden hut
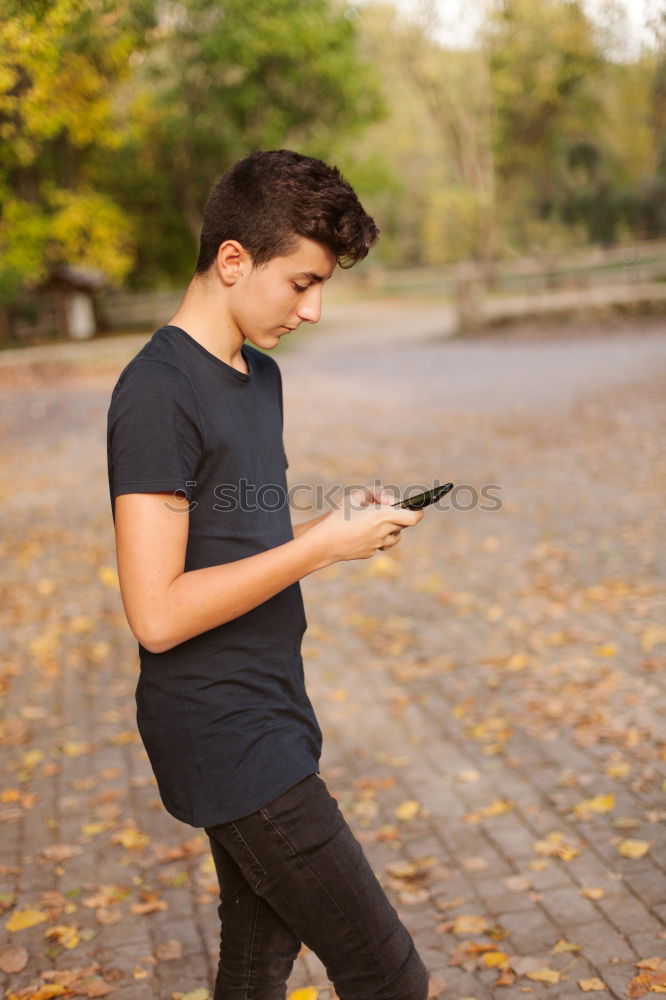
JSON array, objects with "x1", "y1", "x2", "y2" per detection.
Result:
[{"x1": 9, "y1": 266, "x2": 107, "y2": 344}]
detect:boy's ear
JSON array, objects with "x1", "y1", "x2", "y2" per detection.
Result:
[{"x1": 215, "y1": 240, "x2": 251, "y2": 286}]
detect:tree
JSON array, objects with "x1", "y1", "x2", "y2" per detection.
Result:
[
  {"x1": 99, "y1": 0, "x2": 383, "y2": 287},
  {"x1": 0, "y1": 0, "x2": 155, "y2": 304},
  {"x1": 483, "y1": 0, "x2": 604, "y2": 249},
  {"x1": 393, "y1": 1, "x2": 498, "y2": 267}
]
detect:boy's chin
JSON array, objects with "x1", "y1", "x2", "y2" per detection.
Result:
[{"x1": 244, "y1": 332, "x2": 280, "y2": 350}]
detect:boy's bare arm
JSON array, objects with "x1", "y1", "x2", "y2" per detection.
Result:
[
  {"x1": 291, "y1": 511, "x2": 329, "y2": 539},
  {"x1": 114, "y1": 491, "x2": 422, "y2": 655}
]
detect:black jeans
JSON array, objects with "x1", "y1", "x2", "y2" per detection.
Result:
[{"x1": 204, "y1": 773, "x2": 429, "y2": 1000}]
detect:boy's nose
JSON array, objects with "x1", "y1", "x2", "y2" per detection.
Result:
[{"x1": 297, "y1": 286, "x2": 322, "y2": 324}]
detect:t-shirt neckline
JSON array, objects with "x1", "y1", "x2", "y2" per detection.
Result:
[{"x1": 163, "y1": 325, "x2": 251, "y2": 381}]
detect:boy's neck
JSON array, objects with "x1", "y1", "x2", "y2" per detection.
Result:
[{"x1": 168, "y1": 276, "x2": 247, "y2": 374}]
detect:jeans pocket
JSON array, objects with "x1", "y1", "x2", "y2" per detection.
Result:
[{"x1": 227, "y1": 822, "x2": 268, "y2": 891}]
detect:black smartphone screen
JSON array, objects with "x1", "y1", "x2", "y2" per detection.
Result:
[{"x1": 393, "y1": 482, "x2": 454, "y2": 510}]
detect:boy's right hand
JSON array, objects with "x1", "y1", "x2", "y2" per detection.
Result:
[{"x1": 309, "y1": 487, "x2": 424, "y2": 564}]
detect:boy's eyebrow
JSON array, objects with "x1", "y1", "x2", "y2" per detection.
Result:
[{"x1": 295, "y1": 270, "x2": 333, "y2": 283}]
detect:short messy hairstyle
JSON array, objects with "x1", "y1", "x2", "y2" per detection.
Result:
[{"x1": 195, "y1": 149, "x2": 379, "y2": 273}]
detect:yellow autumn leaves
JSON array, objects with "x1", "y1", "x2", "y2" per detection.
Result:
[
  {"x1": 6, "y1": 908, "x2": 48, "y2": 933},
  {"x1": 394, "y1": 799, "x2": 421, "y2": 821},
  {"x1": 4, "y1": 908, "x2": 80, "y2": 954}
]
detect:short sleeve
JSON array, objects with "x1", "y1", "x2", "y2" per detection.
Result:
[{"x1": 107, "y1": 359, "x2": 203, "y2": 515}]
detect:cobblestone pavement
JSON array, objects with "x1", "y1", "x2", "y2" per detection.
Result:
[{"x1": 0, "y1": 311, "x2": 664, "y2": 999}]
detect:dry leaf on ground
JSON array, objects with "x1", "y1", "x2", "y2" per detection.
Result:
[
  {"x1": 155, "y1": 938, "x2": 183, "y2": 961},
  {"x1": 452, "y1": 914, "x2": 490, "y2": 934},
  {"x1": 44, "y1": 925, "x2": 80, "y2": 949},
  {"x1": 0, "y1": 946, "x2": 29, "y2": 972},
  {"x1": 526, "y1": 967, "x2": 561, "y2": 984},
  {"x1": 6, "y1": 907, "x2": 48, "y2": 932},
  {"x1": 580, "y1": 887, "x2": 604, "y2": 900},
  {"x1": 573, "y1": 794, "x2": 615, "y2": 818},
  {"x1": 617, "y1": 839, "x2": 651, "y2": 859},
  {"x1": 394, "y1": 800, "x2": 421, "y2": 821},
  {"x1": 579, "y1": 978, "x2": 607, "y2": 991}
]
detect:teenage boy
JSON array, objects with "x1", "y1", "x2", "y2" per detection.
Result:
[{"x1": 107, "y1": 149, "x2": 429, "y2": 999}]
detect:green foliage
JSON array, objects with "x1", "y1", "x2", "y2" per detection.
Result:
[
  {"x1": 1, "y1": 0, "x2": 664, "y2": 299},
  {"x1": 0, "y1": 0, "x2": 154, "y2": 302},
  {"x1": 1, "y1": 0, "x2": 382, "y2": 298},
  {"x1": 483, "y1": 0, "x2": 604, "y2": 247},
  {"x1": 98, "y1": 0, "x2": 383, "y2": 287}
]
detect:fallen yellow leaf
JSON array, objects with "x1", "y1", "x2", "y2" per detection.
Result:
[
  {"x1": 289, "y1": 990, "x2": 319, "y2": 1000},
  {"x1": 385, "y1": 860, "x2": 419, "y2": 879},
  {"x1": 593, "y1": 644, "x2": 616, "y2": 657},
  {"x1": 367, "y1": 554, "x2": 401, "y2": 578},
  {"x1": 398, "y1": 888, "x2": 430, "y2": 905},
  {"x1": 635, "y1": 959, "x2": 665, "y2": 971},
  {"x1": 617, "y1": 839, "x2": 651, "y2": 859},
  {"x1": 527, "y1": 968, "x2": 561, "y2": 984},
  {"x1": 131, "y1": 899, "x2": 168, "y2": 915},
  {"x1": 552, "y1": 939, "x2": 581, "y2": 954},
  {"x1": 627, "y1": 971, "x2": 666, "y2": 997},
  {"x1": 452, "y1": 914, "x2": 490, "y2": 934},
  {"x1": 199, "y1": 856, "x2": 216, "y2": 875},
  {"x1": 110, "y1": 730, "x2": 138, "y2": 745},
  {"x1": 483, "y1": 951, "x2": 510, "y2": 968},
  {"x1": 98, "y1": 565, "x2": 120, "y2": 589},
  {"x1": 6, "y1": 907, "x2": 48, "y2": 932},
  {"x1": 640, "y1": 624, "x2": 666, "y2": 653},
  {"x1": 21, "y1": 749, "x2": 44, "y2": 770},
  {"x1": 573, "y1": 794, "x2": 615, "y2": 818},
  {"x1": 81, "y1": 822, "x2": 106, "y2": 837},
  {"x1": 112, "y1": 827, "x2": 150, "y2": 850},
  {"x1": 8, "y1": 987, "x2": 68, "y2": 1000},
  {"x1": 44, "y1": 924, "x2": 80, "y2": 949},
  {"x1": 68, "y1": 615, "x2": 93, "y2": 633},
  {"x1": 580, "y1": 887, "x2": 604, "y2": 900},
  {"x1": 394, "y1": 800, "x2": 421, "y2": 821},
  {"x1": 533, "y1": 831, "x2": 581, "y2": 861},
  {"x1": 481, "y1": 799, "x2": 514, "y2": 818},
  {"x1": 82, "y1": 885, "x2": 130, "y2": 908},
  {"x1": 579, "y1": 978, "x2": 607, "y2": 991},
  {"x1": 507, "y1": 652, "x2": 529, "y2": 671},
  {"x1": 606, "y1": 761, "x2": 631, "y2": 779}
]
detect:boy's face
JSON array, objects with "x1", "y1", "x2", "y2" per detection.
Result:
[{"x1": 229, "y1": 237, "x2": 336, "y2": 349}]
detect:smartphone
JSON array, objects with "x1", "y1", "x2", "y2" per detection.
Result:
[{"x1": 392, "y1": 482, "x2": 454, "y2": 510}]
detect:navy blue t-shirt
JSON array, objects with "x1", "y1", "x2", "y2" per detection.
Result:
[{"x1": 106, "y1": 325, "x2": 322, "y2": 828}]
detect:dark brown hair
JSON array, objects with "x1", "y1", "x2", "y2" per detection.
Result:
[{"x1": 196, "y1": 149, "x2": 379, "y2": 273}]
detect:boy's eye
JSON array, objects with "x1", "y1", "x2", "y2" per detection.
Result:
[{"x1": 292, "y1": 282, "x2": 308, "y2": 293}]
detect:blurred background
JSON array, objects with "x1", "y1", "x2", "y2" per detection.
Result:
[{"x1": 1, "y1": 0, "x2": 665, "y2": 344}]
